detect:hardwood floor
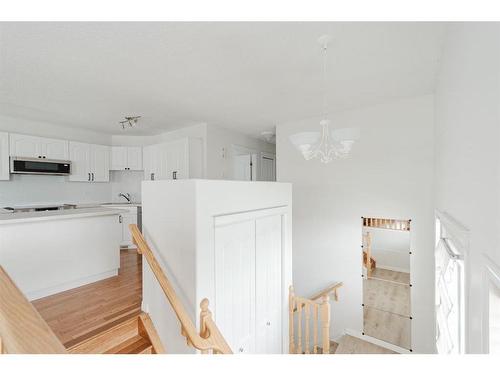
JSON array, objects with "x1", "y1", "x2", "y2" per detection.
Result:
[
  {"x1": 334, "y1": 335, "x2": 396, "y2": 354},
  {"x1": 33, "y1": 249, "x2": 142, "y2": 348}
]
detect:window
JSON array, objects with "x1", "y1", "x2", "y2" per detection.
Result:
[{"x1": 435, "y1": 211, "x2": 467, "y2": 354}]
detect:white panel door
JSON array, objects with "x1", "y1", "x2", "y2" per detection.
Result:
[
  {"x1": 9, "y1": 134, "x2": 41, "y2": 158},
  {"x1": 42, "y1": 138, "x2": 69, "y2": 160},
  {"x1": 111, "y1": 146, "x2": 127, "y2": 170},
  {"x1": 127, "y1": 146, "x2": 143, "y2": 171},
  {"x1": 260, "y1": 155, "x2": 276, "y2": 181},
  {"x1": 215, "y1": 220, "x2": 256, "y2": 354},
  {"x1": 256, "y1": 215, "x2": 283, "y2": 353},
  {"x1": 91, "y1": 144, "x2": 110, "y2": 182},
  {"x1": 69, "y1": 141, "x2": 91, "y2": 182},
  {"x1": 233, "y1": 154, "x2": 252, "y2": 181},
  {"x1": 0, "y1": 132, "x2": 9, "y2": 180}
]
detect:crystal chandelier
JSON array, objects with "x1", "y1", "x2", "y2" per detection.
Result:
[{"x1": 289, "y1": 35, "x2": 359, "y2": 163}]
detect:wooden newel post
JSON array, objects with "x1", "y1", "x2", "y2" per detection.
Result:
[
  {"x1": 320, "y1": 294, "x2": 330, "y2": 354},
  {"x1": 289, "y1": 286, "x2": 295, "y2": 354},
  {"x1": 199, "y1": 298, "x2": 210, "y2": 353}
]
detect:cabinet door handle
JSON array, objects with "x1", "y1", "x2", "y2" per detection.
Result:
[
  {"x1": 38, "y1": 155, "x2": 42, "y2": 159},
  {"x1": 151, "y1": 173, "x2": 155, "y2": 181},
  {"x1": 88, "y1": 173, "x2": 91, "y2": 181},
  {"x1": 238, "y1": 348, "x2": 244, "y2": 353},
  {"x1": 91, "y1": 173, "x2": 94, "y2": 181},
  {"x1": 173, "y1": 171, "x2": 177, "y2": 180},
  {"x1": 266, "y1": 322, "x2": 271, "y2": 326},
  {"x1": 119, "y1": 215, "x2": 123, "y2": 224},
  {"x1": 43, "y1": 156, "x2": 46, "y2": 159}
]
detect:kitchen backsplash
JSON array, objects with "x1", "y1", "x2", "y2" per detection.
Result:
[{"x1": 0, "y1": 171, "x2": 143, "y2": 207}]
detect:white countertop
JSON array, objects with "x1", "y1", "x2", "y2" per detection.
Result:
[{"x1": 0, "y1": 207, "x2": 126, "y2": 225}]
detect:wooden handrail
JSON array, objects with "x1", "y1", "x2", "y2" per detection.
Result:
[
  {"x1": 0, "y1": 266, "x2": 66, "y2": 354},
  {"x1": 309, "y1": 281, "x2": 343, "y2": 302},
  {"x1": 129, "y1": 224, "x2": 232, "y2": 354}
]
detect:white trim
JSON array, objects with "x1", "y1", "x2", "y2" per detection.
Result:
[
  {"x1": 26, "y1": 269, "x2": 118, "y2": 301},
  {"x1": 435, "y1": 210, "x2": 469, "y2": 353},
  {"x1": 214, "y1": 206, "x2": 288, "y2": 227},
  {"x1": 482, "y1": 255, "x2": 500, "y2": 353},
  {"x1": 344, "y1": 328, "x2": 412, "y2": 354}
]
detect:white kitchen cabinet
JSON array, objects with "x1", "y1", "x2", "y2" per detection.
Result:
[
  {"x1": 143, "y1": 137, "x2": 203, "y2": 181},
  {"x1": 69, "y1": 141, "x2": 110, "y2": 182},
  {"x1": 118, "y1": 206, "x2": 138, "y2": 247},
  {"x1": 0, "y1": 132, "x2": 9, "y2": 180},
  {"x1": 110, "y1": 146, "x2": 142, "y2": 171},
  {"x1": 92, "y1": 144, "x2": 110, "y2": 182},
  {"x1": 141, "y1": 180, "x2": 292, "y2": 354},
  {"x1": 9, "y1": 133, "x2": 68, "y2": 160}
]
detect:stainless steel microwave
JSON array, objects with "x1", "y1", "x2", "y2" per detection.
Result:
[{"x1": 10, "y1": 157, "x2": 71, "y2": 176}]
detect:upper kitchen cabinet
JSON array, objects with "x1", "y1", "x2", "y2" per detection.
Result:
[
  {"x1": 110, "y1": 146, "x2": 142, "y2": 171},
  {"x1": 143, "y1": 137, "x2": 203, "y2": 181},
  {"x1": 0, "y1": 132, "x2": 9, "y2": 180},
  {"x1": 69, "y1": 141, "x2": 110, "y2": 182},
  {"x1": 9, "y1": 133, "x2": 69, "y2": 160}
]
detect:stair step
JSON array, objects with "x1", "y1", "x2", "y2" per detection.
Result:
[
  {"x1": 68, "y1": 312, "x2": 163, "y2": 354},
  {"x1": 105, "y1": 335, "x2": 152, "y2": 354},
  {"x1": 69, "y1": 315, "x2": 142, "y2": 354}
]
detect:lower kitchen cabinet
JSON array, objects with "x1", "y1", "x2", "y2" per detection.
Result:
[{"x1": 117, "y1": 206, "x2": 139, "y2": 248}]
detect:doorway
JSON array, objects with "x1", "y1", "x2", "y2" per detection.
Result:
[
  {"x1": 232, "y1": 145, "x2": 258, "y2": 181},
  {"x1": 361, "y1": 217, "x2": 412, "y2": 350}
]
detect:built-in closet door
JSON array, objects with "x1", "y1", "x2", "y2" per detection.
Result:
[
  {"x1": 214, "y1": 211, "x2": 283, "y2": 354},
  {"x1": 255, "y1": 215, "x2": 282, "y2": 353},
  {"x1": 215, "y1": 220, "x2": 257, "y2": 354}
]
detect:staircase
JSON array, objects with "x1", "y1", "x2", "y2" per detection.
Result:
[
  {"x1": 289, "y1": 282, "x2": 343, "y2": 354},
  {"x1": 0, "y1": 265, "x2": 164, "y2": 354},
  {"x1": 69, "y1": 313, "x2": 164, "y2": 354}
]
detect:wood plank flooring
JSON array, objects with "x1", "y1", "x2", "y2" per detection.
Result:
[
  {"x1": 363, "y1": 268, "x2": 411, "y2": 349},
  {"x1": 33, "y1": 249, "x2": 142, "y2": 348},
  {"x1": 335, "y1": 335, "x2": 396, "y2": 354}
]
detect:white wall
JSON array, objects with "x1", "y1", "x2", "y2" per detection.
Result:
[
  {"x1": 206, "y1": 125, "x2": 275, "y2": 180},
  {"x1": 434, "y1": 23, "x2": 500, "y2": 353},
  {"x1": 276, "y1": 95, "x2": 435, "y2": 353}
]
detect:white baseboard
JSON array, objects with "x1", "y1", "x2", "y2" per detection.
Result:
[
  {"x1": 344, "y1": 328, "x2": 413, "y2": 354},
  {"x1": 27, "y1": 269, "x2": 118, "y2": 301}
]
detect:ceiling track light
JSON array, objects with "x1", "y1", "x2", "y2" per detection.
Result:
[{"x1": 119, "y1": 116, "x2": 141, "y2": 130}]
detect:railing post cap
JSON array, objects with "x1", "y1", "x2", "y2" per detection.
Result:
[{"x1": 200, "y1": 298, "x2": 209, "y2": 311}]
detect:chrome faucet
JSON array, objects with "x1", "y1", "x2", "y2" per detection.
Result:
[{"x1": 118, "y1": 192, "x2": 131, "y2": 203}]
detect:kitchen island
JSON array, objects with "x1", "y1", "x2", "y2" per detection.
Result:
[{"x1": 0, "y1": 207, "x2": 123, "y2": 300}]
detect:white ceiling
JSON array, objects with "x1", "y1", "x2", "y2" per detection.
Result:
[{"x1": 0, "y1": 22, "x2": 446, "y2": 137}]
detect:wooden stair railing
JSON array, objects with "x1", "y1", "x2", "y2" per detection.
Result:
[
  {"x1": 363, "y1": 231, "x2": 375, "y2": 277},
  {"x1": 129, "y1": 224, "x2": 232, "y2": 354},
  {"x1": 362, "y1": 217, "x2": 411, "y2": 231},
  {"x1": 289, "y1": 282, "x2": 343, "y2": 354},
  {"x1": 0, "y1": 265, "x2": 66, "y2": 354}
]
